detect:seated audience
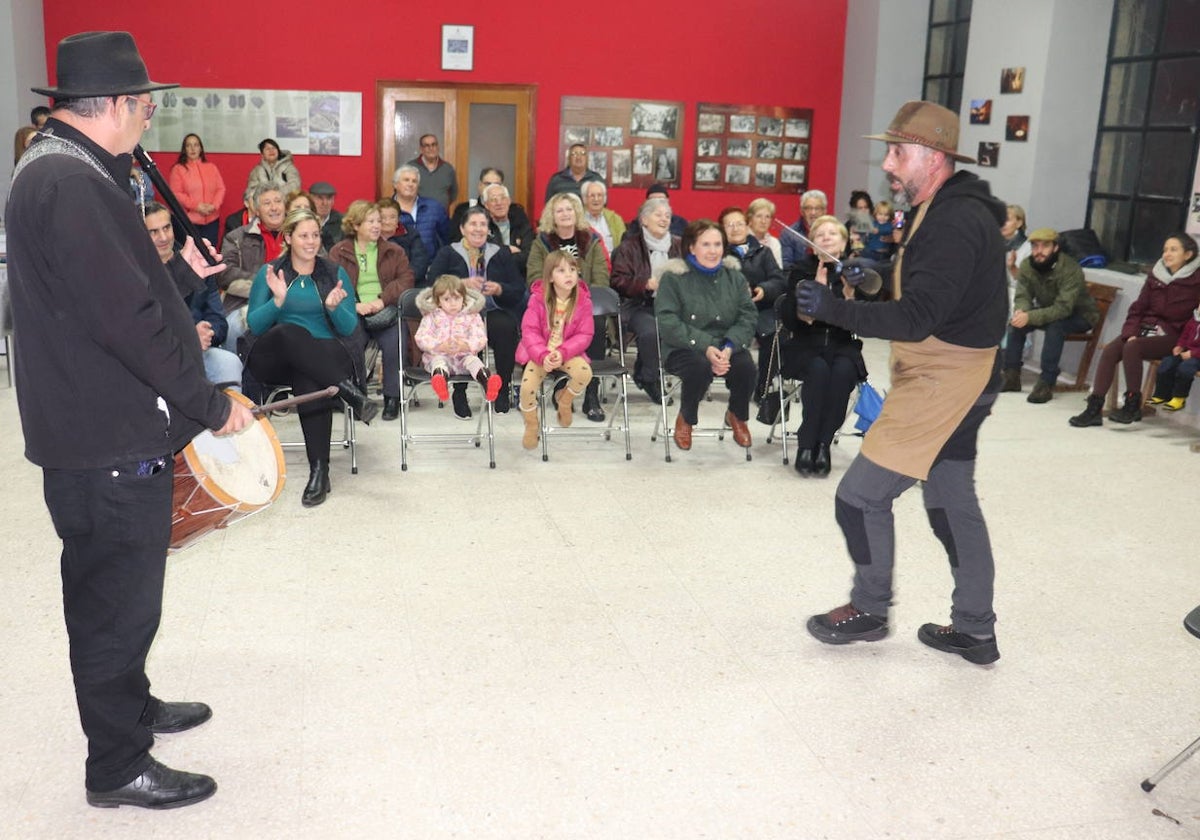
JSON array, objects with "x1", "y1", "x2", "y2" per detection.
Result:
[
  {"x1": 747, "y1": 198, "x2": 783, "y2": 268},
  {"x1": 223, "y1": 186, "x2": 255, "y2": 246},
  {"x1": 1000, "y1": 228, "x2": 1098, "y2": 403},
  {"x1": 392, "y1": 164, "x2": 450, "y2": 261},
  {"x1": 285, "y1": 190, "x2": 315, "y2": 214},
  {"x1": 1071, "y1": 232, "x2": 1200, "y2": 427},
  {"x1": 328, "y1": 199, "x2": 416, "y2": 421},
  {"x1": 310, "y1": 182, "x2": 343, "y2": 251},
  {"x1": 451, "y1": 166, "x2": 505, "y2": 229},
  {"x1": 860, "y1": 200, "x2": 897, "y2": 267},
  {"x1": 780, "y1": 188, "x2": 828, "y2": 269},
  {"x1": 581, "y1": 180, "x2": 626, "y2": 259},
  {"x1": 611, "y1": 197, "x2": 680, "y2": 404},
  {"x1": 243, "y1": 208, "x2": 379, "y2": 507},
  {"x1": 246, "y1": 138, "x2": 301, "y2": 194},
  {"x1": 844, "y1": 190, "x2": 874, "y2": 254},
  {"x1": 625, "y1": 183, "x2": 687, "y2": 241},
  {"x1": 1002, "y1": 204, "x2": 1030, "y2": 282},
  {"x1": 481, "y1": 183, "x2": 534, "y2": 277},
  {"x1": 377, "y1": 198, "x2": 431, "y2": 285},
  {"x1": 720, "y1": 206, "x2": 787, "y2": 400},
  {"x1": 655, "y1": 219, "x2": 757, "y2": 452},
  {"x1": 414, "y1": 275, "x2": 502, "y2": 420},
  {"x1": 426, "y1": 206, "x2": 526, "y2": 413},
  {"x1": 1149, "y1": 303, "x2": 1200, "y2": 411}
]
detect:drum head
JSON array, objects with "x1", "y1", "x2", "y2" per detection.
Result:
[{"x1": 182, "y1": 391, "x2": 285, "y2": 510}]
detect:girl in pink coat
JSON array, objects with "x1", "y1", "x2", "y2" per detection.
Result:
[
  {"x1": 516, "y1": 251, "x2": 595, "y2": 449},
  {"x1": 414, "y1": 275, "x2": 502, "y2": 418}
]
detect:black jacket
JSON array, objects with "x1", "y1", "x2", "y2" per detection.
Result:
[{"x1": 6, "y1": 119, "x2": 229, "y2": 468}]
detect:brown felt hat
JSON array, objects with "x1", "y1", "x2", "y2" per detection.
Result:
[
  {"x1": 865, "y1": 100, "x2": 975, "y2": 164},
  {"x1": 33, "y1": 31, "x2": 177, "y2": 99}
]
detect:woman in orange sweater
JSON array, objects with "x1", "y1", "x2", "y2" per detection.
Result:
[{"x1": 168, "y1": 133, "x2": 226, "y2": 246}]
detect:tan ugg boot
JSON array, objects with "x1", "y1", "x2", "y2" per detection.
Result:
[
  {"x1": 521, "y1": 404, "x2": 540, "y2": 449},
  {"x1": 557, "y1": 383, "x2": 582, "y2": 427}
]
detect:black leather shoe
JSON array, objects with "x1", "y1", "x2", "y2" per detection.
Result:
[
  {"x1": 814, "y1": 443, "x2": 832, "y2": 476},
  {"x1": 302, "y1": 460, "x2": 330, "y2": 507},
  {"x1": 382, "y1": 396, "x2": 399, "y2": 421},
  {"x1": 794, "y1": 446, "x2": 815, "y2": 476},
  {"x1": 87, "y1": 758, "x2": 216, "y2": 810},
  {"x1": 336, "y1": 379, "x2": 379, "y2": 425},
  {"x1": 584, "y1": 380, "x2": 605, "y2": 422},
  {"x1": 141, "y1": 699, "x2": 212, "y2": 734}
]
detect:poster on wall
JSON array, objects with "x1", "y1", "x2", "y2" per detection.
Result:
[
  {"x1": 559, "y1": 96, "x2": 684, "y2": 191},
  {"x1": 141, "y1": 88, "x2": 363, "y2": 157},
  {"x1": 693, "y1": 102, "x2": 813, "y2": 193}
]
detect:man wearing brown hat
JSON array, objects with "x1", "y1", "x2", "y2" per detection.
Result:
[
  {"x1": 6, "y1": 31, "x2": 253, "y2": 808},
  {"x1": 1001, "y1": 227, "x2": 1098, "y2": 402},
  {"x1": 795, "y1": 101, "x2": 1008, "y2": 665}
]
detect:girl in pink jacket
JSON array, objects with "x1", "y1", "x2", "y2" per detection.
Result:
[
  {"x1": 414, "y1": 275, "x2": 502, "y2": 411},
  {"x1": 516, "y1": 251, "x2": 595, "y2": 449}
]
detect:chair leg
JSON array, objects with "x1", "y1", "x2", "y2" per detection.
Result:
[{"x1": 1142, "y1": 733, "x2": 1200, "y2": 792}]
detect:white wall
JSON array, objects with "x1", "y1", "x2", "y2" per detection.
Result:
[{"x1": 0, "y1": 0, "x2": 47, "y2": 213}]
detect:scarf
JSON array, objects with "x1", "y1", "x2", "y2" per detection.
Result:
[
  {"x1": 685, "y1": 253, "x2": 720, "y2": 275},
  {"x1": 263, "y1": 228, "x2": 283, "y2": 263},
  {"x1": 643, "y1": 227, "x2": 672, "y2": 274},
  {"x1": 462, "y1": 239, "x2": 484, "y2": 276}
]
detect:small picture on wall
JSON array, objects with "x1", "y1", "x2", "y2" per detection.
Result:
[
  {"x1": 754, "y1": 163, "x2": 778, "y2": 188},
  {"x1": 783, "y1": 142, "x2": 809, "y2": 161},
  {"x1": 695, "y1": 162, "x2": 720, "y2": 184},
  {"x1": 785, "y1": 118, "x2": 810, "y2": 138},
  {"x1": 780, "y1": 164, "x2": 807, "y2": 185},
  {"x1": 588, "y1": 151, "x2": 608, "y2": 179},
  {"x1": 729, "y1": 114, "x2": 757, "y2": 134},
  {"x1": 1000, "y1": 67, "x2": 1025, "y2": 94},
  {"x1": 970, "y1": 99, "x2": 992, "y2": 125},
  {"x1": 1005, "y1": 115, "x2": 1030, "y2": 141},
  {"x1": 756, "y1": 140, "x2": 782, "y2": 159},
  {"x1": 977, "y1": 142, "x2": 1000, "y2": 167},
  {"x1": 633, "y1": 144, "x2": 653, "y2": 175},
  {"x1": 592, "y1": 126, "x2": 624, "y2": 147},
  {"x1": 727, "y1": 138, "x2": 752, "y2": 158},
  {"x1": 697, "y1": 112, "x2": 725, "y2": 134},
  {"x1": 653, "y1": 148, "x2": 678, "y2": 182},
  {"x1": 758, "y1": 116, "x2": 784, "y2": 137},
  {"x1": 697, "y1": 137, "x2": 721, "y2": 158},
  {"x1": 611, "y1": 149, "x2": 632, "y2": 184},
  {"x1": 630, "y1": 102, "x2": 680, "y2": 140},
  {"x1": 563, "y1": 126, "x2": 589, "y2": 146},
  {"x1": 725, "y1": 164, "x2": 751, "y2": 185}
]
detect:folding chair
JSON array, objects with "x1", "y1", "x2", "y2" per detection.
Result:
[
  {"x1": 534, "y1": 286, "x2": 632, "y2": 462},
  {"x1": 762, "y1": 293, "x2": 804, "y2": 465},
  {"x1": 650, "y1": 314, "x2": 752, "y2": 464},
  {"x1": 1141, "y1": 605, "x2": 1200, "y2": 792},
  {"x1": 397, "y1": 287, "x2": 496, "y2": 471},
  {"x1": 260, "y1": 384, "x2": 359, "y2": 474}
]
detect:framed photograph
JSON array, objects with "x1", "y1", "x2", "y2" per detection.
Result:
[
  {"x1": 563, "y1": 126, "x2": 589, "y2": 146},
  {"x1": 441, "y1": 25, "x2": 474, "y2": 72},
  {"x1": 756, "y1": 140, "x2": 782, "y2": 159},
  {"x1": 729, "y1": 114, "x2": 757, "y2": 134},
  {"x1": 780, "y1": 164, "x2": 807, "y2": 185},
  {"x1": 592, "y1": 126, "x2": 624, "y2": 147},
  {"x1": 630, "y1": 102, "x2": 680, "y2": 140},
  {"x1": 754, "y1": 163, "x2": 778, "y2": 188},
  {"x1": 632, "y1": 143, "x2": 654, "y2": 176},
  {"x1": 970, "y1": 99, "x2": 992, "y2": 125},
  {"x1": 697, "y1": 137, "x2": 721, "y2": 158},
  {"x1": 611, "y1": 149, "x2": 632, "y2": 184},
  {"x1": 758, "y1": 116, "x2": 784, "y2": 137},
  {"x1": 695, "y1": 162, "x2": 720, "y2": 183},
  {"x1": 725, "y1": 164, "x2": 750, "y2": 185},
  {"x1": 588, "y1": 151, "x2": 608, "y2": 179},
  {"x1": 782, "y1": 142, "x2": 809, "y2": 161},
  {"x1": 726, "y1": 138, "x2": 752, "y2": 158},
  {"x1": 1005, "y1": 115, "x2": 1030, "y2": 141},
  {"x1": 785, "y1": 118, "x2": 810, "y2": 138},
  {"x1": 653, "y1": 148, "x2": 678, "y2": 182},
  {"x1": 977, "y1": 142, "x2": 1000, "y2": 167},
  {"x1": 1000, "y1": 67, "x2": 1025, "y2": 94},
  {"x1": 697, "y1": 113, "x2": 725, "y2": 133}
]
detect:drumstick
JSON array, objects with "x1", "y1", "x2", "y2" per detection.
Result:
[{"x1": 250, "y1": 385, "x2": 340, "y2": 416}]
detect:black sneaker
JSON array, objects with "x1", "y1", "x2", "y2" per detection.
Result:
[
  {"x1": 917, "y1": 623, "x2": 1000, "y2": 665},
  {"x1": 494, "y1": 386, "x2": 511, "y2": 414},
  {"x1": 451, "y1": 386, "x2": 472, "y2": 420},
  {"x1": 806, "y1": 603, "x2": 889, "y2": 645}
]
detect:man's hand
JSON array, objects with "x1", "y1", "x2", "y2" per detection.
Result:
[
  {"x1": 195, "y1": 320, "x2": 214, "y2": 350},
  {"x1": 213, "y1": 394, "x2": 254, "y2": 436},
  {"x1": 1010, "y1": 310, "x2": 1029, "y2": 328},
  {"x1": 795, "y1": 279, "x2": 829, "y2": 317},
  {"x1": 180, "y1": 235, "x2": 226, "y2": 279}
]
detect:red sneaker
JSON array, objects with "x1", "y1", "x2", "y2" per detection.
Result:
[
  {"x1": 485, "y1": 374, "x2": 502, "y2": 402},
  {"x1": 431, "y1": 372, "x2": 449, "y2": 401}
]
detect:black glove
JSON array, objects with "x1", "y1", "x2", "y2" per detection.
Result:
[
  {"x1": 841, "y1": 263, "x2": 866, "y2": 287},
  {"x1": 795, "y1": 279, "x2": 830, "y2": 317}
]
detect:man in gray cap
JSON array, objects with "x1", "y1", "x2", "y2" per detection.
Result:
[
  {"x1": 7, "y1": 31, "x2": 253, "y2": 808},
  {"x1": 309, "y1": 180, "x2": 343, "y2": 250},
  {"x1": 796, "y1": 101, "x2": 1008, "y2": 665}
]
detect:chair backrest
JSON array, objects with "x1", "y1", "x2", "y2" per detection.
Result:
[
  {"x1": 1085, "y1": 280, "x2": 1119, "y2": 328},
  {"x1": 590, "y1": 285, "x2": 621, "y2": 318},
  {"x1": 399, "y1": 286, "x2": 423, "y2": 320},
  {"x1": 772, "y1": 291, "x2": 792, "y2": 322}
]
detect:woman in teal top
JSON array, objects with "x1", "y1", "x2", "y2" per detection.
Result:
[{"x1": 244, "y1": 208, "x2": 379, "y2": 507}]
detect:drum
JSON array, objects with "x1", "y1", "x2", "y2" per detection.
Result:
[{"x1": 170, "y1": 391, "x2": 286, "y2": 552}]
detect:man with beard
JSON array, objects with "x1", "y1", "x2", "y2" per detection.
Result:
[
  {"x1": 1000, "y1": 228, "x2": 1098, "y2": 402},
  {"x1": 796, "y1": 101, "x2": 1008, "y2": 666}
]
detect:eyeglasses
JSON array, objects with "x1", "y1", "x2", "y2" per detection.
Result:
[{"x1": 129, "y1": 96, "x2": 157, "y2": 120}]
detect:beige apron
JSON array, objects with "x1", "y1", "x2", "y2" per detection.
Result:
[{"x1": 860, "y1": 196, "x2": 997, "y2": 481}]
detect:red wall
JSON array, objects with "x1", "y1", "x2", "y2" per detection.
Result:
[{"x1": 41, "y1": 1, "x2": 847, "y2": 227}]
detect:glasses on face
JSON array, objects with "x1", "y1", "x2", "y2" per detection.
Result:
[
  {"x1": 130, "y1": 96, "x2": 157, "y2": 120},
  {"x1": 801, "y1": 204, "x2": 824, "y2": 213},
  {"x1": 569, "y1": 151, "x2": 587, "y2": 158},
  {"x1": 725, "y1": 220, "x2": 747, "y2": 229},
  {"x1": 421, "y1": 140, "x2": 438, "y2": 148}
]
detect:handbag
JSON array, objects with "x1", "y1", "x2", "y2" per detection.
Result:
[
  {"x1": 852, "y1": 381, "x2": 885, "y2": 433},
  {"x1": 363, "y1": 303, "x2": 399, "y2": 332},
  {"x1": 755, "y1": 330, "x2": 783, "y2": 426}
]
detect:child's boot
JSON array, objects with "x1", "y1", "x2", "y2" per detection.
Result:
[
  {"x1": 475, "y1": 368, "x2": 502, "y2": 402},
  {"x1": 521, "y1": 404, "x2": 540, "y2": 449},
  {"x1": 1164, "y1": 396, "x2": 1187, "y2": 411},
  {"x1": 431, "y1": 368, "x2": 450, "y2": 401},
  {"x1": 557, "y1": 382, "x2": 582, "y2": 427}
]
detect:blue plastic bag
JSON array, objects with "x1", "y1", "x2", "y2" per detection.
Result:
[{"x1": 853, "y1": 381, "x2": 885, "y2": 433}]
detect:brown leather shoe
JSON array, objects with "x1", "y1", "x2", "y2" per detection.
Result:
[
  {"x1": 726, "y1": 411, "x2": 752, "y2": 448},
  {"x1": 673, "y1": 413, "x2": 692, "y2": 450}
]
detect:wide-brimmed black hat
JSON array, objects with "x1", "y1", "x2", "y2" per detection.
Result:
[{"x1": 32, "y1": 31, "x2": 178, "y2": 99}]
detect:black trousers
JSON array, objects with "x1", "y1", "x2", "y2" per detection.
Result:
[
  {"x1": 43, "y1": 459, "x2": 173, "y2": 791},
  {"x1": 485, "y1": 308, "x2": 519, "y2": 387},
  {"x1": 792, "y1": 354, "x2": 859, "y2": 449},
  {"x1": 665, "y1": 347, "x2": 756, "y2": 424},
  {"x1": 247, "y1": 323, "x2": 354, "y2": 462}
]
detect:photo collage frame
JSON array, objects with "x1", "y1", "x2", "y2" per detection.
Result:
[
  {"x1": 559, "y1": 96, "x2": 684, "y2": 191},
  {"x1": 692, "y1": 103, "x2": 813, "y2": 193}
]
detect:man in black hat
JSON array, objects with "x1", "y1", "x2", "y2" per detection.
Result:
[
  {"x1": 6, "y1": 31, "x2": 254, "y2": 809},
  {"x1": 309, "y1": 180, "x2": 343, "y2": 250}
]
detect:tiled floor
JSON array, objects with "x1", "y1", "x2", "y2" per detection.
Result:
[{"x1": 3, "y1": 340, "x2": 1200, "y2": 839}]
